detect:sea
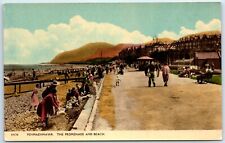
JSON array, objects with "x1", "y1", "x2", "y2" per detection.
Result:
[{"x1": 4, "y1": 64, "x2": 88, "y2": 72}]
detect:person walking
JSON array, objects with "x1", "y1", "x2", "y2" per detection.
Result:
[
  {"x1": 156, "y1": 62, "x2": 161, "y2": 77},
  {"x1": 64, "y1": 70, "x2": 69, "y2": 83},
  {"x1": 162, "y1": 63, "x2": 170, "y2": 86},
  {"x1": 146, "y1": 62, "x2": 156, "y2": 87},
  {"x1": 32, "y1": 69, "x2": 36, "y2": 80}
]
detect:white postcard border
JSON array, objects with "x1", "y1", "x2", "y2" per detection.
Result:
[{"x1": 4, "y1": 130, "x2": 222, "y2": 141}]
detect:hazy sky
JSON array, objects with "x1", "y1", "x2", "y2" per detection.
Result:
[{"x1": 3, "y1": 3, "x2": 221, "y2": 64}]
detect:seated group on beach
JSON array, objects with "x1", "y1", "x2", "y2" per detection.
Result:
[{"x1": 32, "y1": 79, "x2": 94, "y2": 128}]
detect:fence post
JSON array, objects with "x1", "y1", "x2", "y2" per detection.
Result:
[
  {"x1": 19, "y1": 84, "x2": 21, "y2": 93},
  {"x1": 14, "y1": 84, "x2": 16, "y2": 94}
]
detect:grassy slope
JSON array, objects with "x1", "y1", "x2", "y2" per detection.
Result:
[
  {"x1": 51, "y1": 42, "x2": 114, "y2": 63},
  {"x1": 50, "y1": 42, "x2": 132, "y2": 64}
]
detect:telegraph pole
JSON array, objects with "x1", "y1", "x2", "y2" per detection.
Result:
[{"x1": 101, "y1": 50, "x2": 103, "y2": 64}]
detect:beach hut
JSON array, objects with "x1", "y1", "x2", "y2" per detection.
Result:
[
  {"x1": 137, "y1": 56, "x2": 154, "y2": 70},
  {"x1": 137, "y1": 56, "x2": 154, "y2": 60}
]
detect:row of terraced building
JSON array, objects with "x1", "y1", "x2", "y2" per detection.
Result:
[{"x1": 118, "y1": 31, "x2": 221, "y2": 69}]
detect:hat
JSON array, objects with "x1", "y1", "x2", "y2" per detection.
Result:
[{"x1": 52, "y1": 80, "x2": 60, "y2": 86}]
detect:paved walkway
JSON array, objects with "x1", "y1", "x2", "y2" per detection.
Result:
[{"x1": 95, "y1": 68, "x2": 222, "y2": 130}]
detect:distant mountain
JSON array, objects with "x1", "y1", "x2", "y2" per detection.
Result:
[{"x1": 50, "y1": 42, "x2": 132, "y2": 64}]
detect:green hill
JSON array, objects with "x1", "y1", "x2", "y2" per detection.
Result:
[{"x1": 50, "y1": 42, "x2": 127, "y2": 64}]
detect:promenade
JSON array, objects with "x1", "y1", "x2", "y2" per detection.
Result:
[{"x1": 94, "y1": 68, "x2": 222, "y2": 130}]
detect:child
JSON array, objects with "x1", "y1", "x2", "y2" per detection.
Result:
[
  {"x1": 116, "y1": 75, "x2": 121, "y2": 86},
  {"x1": 29, "y1": 84, "x2": 40, "y2": 111}
]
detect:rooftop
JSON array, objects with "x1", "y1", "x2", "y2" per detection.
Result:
[{"x1": 195, "y1": 52, "x2": 219, "y2": 59}]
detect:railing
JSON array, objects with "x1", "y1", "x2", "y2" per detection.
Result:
[{"x1": 4, "y1": 77, "x2": 85, "y2": 95}]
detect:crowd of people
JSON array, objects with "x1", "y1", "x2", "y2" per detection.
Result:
[
  {"x1": 28, "y1": 63, "x2": 125, "y2": 128},
  {"x1": 6, "y1": 58, "x2": 219, "y2": 131},
  {"x1": 65, "y1": 82, "x2": 91, "y2": 109},
  {"x1": 177, "y1": 62, "x2": 215, "y2": 84},
  {"x1": 144, "y1": 60, "x2": 216, "y2": 86},
  {"x1": 15, "y1": 60, "x2": 216, "y2": 128},
  {"x1": 29, "y1": 63, "x2": 169, "y2": 128},
  {"x1": 22, "y1": 60, "x2": 217, "y2": 129}
]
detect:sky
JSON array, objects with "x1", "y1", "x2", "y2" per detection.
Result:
[{"x1": 3, "y1": 2, "x2": 221, "y2": 64}]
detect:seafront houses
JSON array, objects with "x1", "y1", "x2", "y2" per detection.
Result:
[{"x1": 118, "y1": 30, "x2": 221, "y2": 70}]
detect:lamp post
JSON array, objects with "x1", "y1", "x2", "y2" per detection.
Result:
[{"x1": 216, "y1": 43, "x2": 221, "y2": 69}]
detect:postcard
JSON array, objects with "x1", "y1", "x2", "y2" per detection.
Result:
[{"x1": 3, "y1": 2, "x2": 222, "y2": 141}]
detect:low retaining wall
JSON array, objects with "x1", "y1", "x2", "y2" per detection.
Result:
[{"x1": 71, "y1": 77, "x2": 105, "y2": 131}]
